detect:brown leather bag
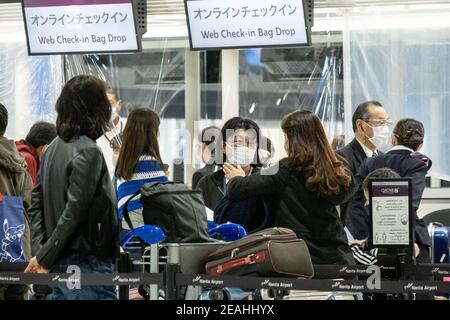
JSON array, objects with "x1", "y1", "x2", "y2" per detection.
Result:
[{"x1": 205, "y1": 227, "x2": 314, "y2": 278}]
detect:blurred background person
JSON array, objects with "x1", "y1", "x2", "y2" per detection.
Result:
[
  {"x1": 258, "y1": 136, "x2": 276, "y2": 168},
  {"x1": 192, "y1": 126, "x2": 221, "y2": 189},
  {"x1": 15, "y1": 121, "x2": 56, "y2": 186}
]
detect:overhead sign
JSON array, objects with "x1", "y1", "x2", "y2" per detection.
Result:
[
  {"x1": 369, "y1": 180, "x2": 413, "y2": 247},
  {"x1": 22, "y1": 0, "x2": 140, "y2": 55},
  {"x1": 185, "y1": 0, "x2": 310, "y2": 50}
]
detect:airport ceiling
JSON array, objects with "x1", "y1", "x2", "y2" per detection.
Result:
[{"x1": 0, "y1": 0, "x2": 449, "y2": 24}]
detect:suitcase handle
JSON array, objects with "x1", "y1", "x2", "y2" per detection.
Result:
[{"x1": 209, "y1": 252, "x2": 266, "y2": 276}]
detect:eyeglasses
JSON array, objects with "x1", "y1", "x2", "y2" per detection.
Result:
[
  {"x1": 363, "y1": 118, "x2": 393, "y2": 127},
  {"x1": 226, "y1": 137, "x2": 258, "y2": 149}
]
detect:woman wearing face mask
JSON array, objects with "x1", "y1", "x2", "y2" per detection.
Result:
[
  {"x1": 346, "y1": 119, "x2": 432, "y2": 259},
  {"x1": 223, "y1": 110, "x2": 356, "y2": 265},
  {"x1": 197, "y1": 117, "x2": 262, "y2": 210}
]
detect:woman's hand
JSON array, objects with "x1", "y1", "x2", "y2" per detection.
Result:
[
  {"x1": 24, "y1": 257, "x2": 50, "y2": 274},
  {"x1": 223, "y1": 162, "x2": 245, "y2": 182}
]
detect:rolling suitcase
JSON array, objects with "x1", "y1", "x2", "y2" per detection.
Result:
[{"x1": 205, "y1": 227, "x2": 314, "y2": 278}]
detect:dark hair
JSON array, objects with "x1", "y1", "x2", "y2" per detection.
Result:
[
  {"x1": 0, "y1": 103, "x2": 7, "y2": 136},
  {"x1": 362, "y1": 167, "x2": 400, "y2": 193},
  {"x1": 56, "y1": 75, "x2": 111, "y2": 142},
  {"x1": 352, "y1": 101, "x2": 383, "y2": 132},
  {"x1": 393, "y1": 118, "x2": 424, "y2": 151},
  {"x1": 282, "y1": 110, "x2": 352, "y2": 196},
  {"x1": 219, "y1": 117, "x2": 261, "y2": 166},
  {"x1": 115, "y1": 108, "x2": 163, "y2": 180},
  {"x1": 25, "y1": 121, "x2": 57, "y2": 148}
]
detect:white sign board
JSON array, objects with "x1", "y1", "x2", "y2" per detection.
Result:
[
  {"x1": 185, "y1": 0, "x2": 309, "y2": 49},
  {"x1": 22, "y1": 0, "x2": 139, "y2": 55},
  {"x1": 371, "y1": 181, "x2": 411, "y2": 246}
]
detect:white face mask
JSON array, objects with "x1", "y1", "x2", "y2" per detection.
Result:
[
  {"x1": 227, "y1": 146, "x2": 256, "y2": 166},
  {"x1": 367, "y1": 125, "x2": 390, "y2": 149}
]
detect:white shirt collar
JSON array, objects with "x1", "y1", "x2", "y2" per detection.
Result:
[
  {"x1": 389, "y1": 145, "x2": 414, "y2": 152},
  {"x1": 355, "y1": 137, "x2": 375, "y2": 158}
]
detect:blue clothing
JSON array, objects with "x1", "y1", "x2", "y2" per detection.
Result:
[
  {"x1": 116, "y1": 155, "x2": 168, "y2": 220},
  {"x1": 47, "y1": 254, "x2": 116, "y2": 300}
]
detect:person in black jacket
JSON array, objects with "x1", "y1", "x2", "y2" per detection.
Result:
[
  {"x1": 346, "y1": 118, "x2": 432, "y2": 262},
  {"x1": 25, "y1": 75, "x2": 119, "y2": 300},
  {"x1": 224, "y1": 110, "x2": 356, "y2": 265},
  {"x1": 191, "y1": 126, "x2": 221, "y2": 189},
  {"x1": 197, "y1": 117, "x2": 262, "y2": 210},
  {"x1": 337, "y1": 101, "x2": 391, "y2": 222}
]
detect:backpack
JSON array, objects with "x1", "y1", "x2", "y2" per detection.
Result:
[
  {"x1": 0, "y1": 192, "x2": 26, "y2": 263},
  {"x1": 213, "y1": 194, "x2": 273, "y2": 234},
  {"x1": 122, "y1": 181, "x2": 210, "y2": 243}
]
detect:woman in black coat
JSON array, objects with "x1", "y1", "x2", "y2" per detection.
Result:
[{"x1": 224, "y1": 110, "x2": 356, "y2": 265}]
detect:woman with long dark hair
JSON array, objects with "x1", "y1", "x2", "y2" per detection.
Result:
[
  {"x1": 25, "y1": 75, "x2": 119, "y2": 299},
  {"x1": 115, "y1": 108, "x2": 168, "y2": 229},
  {"x1": 224, "y1": 110, "x2": 356, "y2": 264}
]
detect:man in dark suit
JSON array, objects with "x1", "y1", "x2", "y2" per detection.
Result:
[{"x1": 337, "y1": 101, "x2": 391, "y2": 223}]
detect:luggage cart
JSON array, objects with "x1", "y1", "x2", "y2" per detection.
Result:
[{"x1": 120, "y1": 222, "x2": 247, "y2": 300}]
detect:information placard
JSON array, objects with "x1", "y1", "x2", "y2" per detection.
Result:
[
  {"x1": 185, "y1": 0, "x2": 310, "y2": 50},
  {"x1": 369, "y1": 180, "x2": 413, "y2": 247},
  {"x1": 22, "y1": 0, "x2": 140, "y2": 55}
]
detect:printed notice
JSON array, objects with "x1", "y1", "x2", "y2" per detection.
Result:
[
  {"x1": 371, "y1": 181, "x2": 410, "y2": 246},
  {"x1": 22, "y1": 0, "x2": 139, "y2": 55},
  {"x1": 185, "y1": 0, "x2": 308, "y2": 49}
]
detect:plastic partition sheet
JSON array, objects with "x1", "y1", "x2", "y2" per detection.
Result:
[
  {"x1": 0, "y1": 24, "x2": 63, "y2": 141},
  {"x1": 344, "y1": 11, "x2": 450, "y2": 181},
  {"x1": 239, "y1": 42, "x2": 344, "y2": 160}
]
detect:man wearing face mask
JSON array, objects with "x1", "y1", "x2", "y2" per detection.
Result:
[
  {"x1": 97, "y1": 88, "x2": 123, "y2": 178},
  {"x1": 197, "y1": 117, "x2": 261, "y2": 210},
  {"x1": 337, "y1": 101, "x2": 392, "y2": 223},
  {"x1": 197, "y1": 118, "x2": 273, "y2": 233}
]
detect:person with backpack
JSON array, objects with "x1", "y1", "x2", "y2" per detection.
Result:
[
  {"x1": 24, "y1": 75, "x2": 120, "y2": 300},
  {"x1": 0, "y1": 103, "x2": 33, "y2": 300},
  {"x1": 224, "y1": 110, "x2": 356, "y2": 265}
]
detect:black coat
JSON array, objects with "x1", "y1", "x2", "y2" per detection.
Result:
[
  {"x1": 345, "y1": 149, "x2": 432, "y2": 246},
  {"x1": 197, "y1": 167, "x2": 261, "y2": 210},
  {"x1": 336, "y1": 138, "x2": 384, "y2": 222},
  {"x1": 192, "y1": 164, "x2": 215, "y2": 190},
  {"x1": 336, "y1": 138, "x2": 368, "y2": 176},
  {"x1": 29, "y1": 136, "x2": 120, "y2": 269},
  {"x1": 227, "y1": 158, "x2": 356, "y2": 265}
]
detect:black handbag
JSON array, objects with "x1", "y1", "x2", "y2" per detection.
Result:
[{"x1": 122, "y1": 182, "x2": 210, "y2": 243}]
